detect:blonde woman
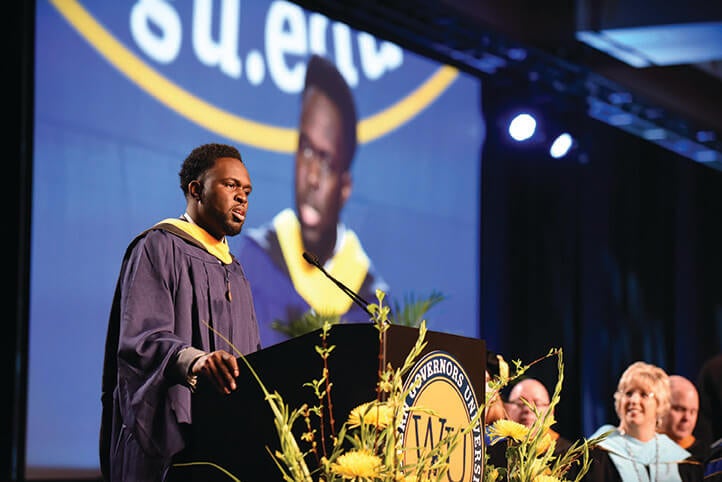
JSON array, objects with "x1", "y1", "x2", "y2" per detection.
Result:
[{"x1": 584, "y1": 361, "x2": 703, "y2": 482}]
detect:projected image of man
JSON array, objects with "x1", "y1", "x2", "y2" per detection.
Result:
[{"x1": 237, "y1": 54, "x2": 388, "y2": 347}]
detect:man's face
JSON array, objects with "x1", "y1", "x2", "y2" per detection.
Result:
[
  {"x1": 662, "y1": 385, "x2": 699, "y2": 442},
  {"x1": 294, "y1": 87, "x2": 352, "y2": 260},
  {"x1": 507, "y1": 380, "x2": 551, "y2": 428},
  {"x1": 193, "y1": 156, "x2": 251, "y2": 240}
]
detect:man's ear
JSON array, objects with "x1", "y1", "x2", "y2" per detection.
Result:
[
  {"x1": 340, "y1": 171, "x2": 352, "y2": 206},
  {"x1": 188, "y1": 180, "x2": 202, "y2": 201}
]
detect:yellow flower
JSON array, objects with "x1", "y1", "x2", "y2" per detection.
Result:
[
  {"x1": 486, "y1": 467, "x2": 499, "y2": 482},
  {"x1": 487, "y1": 419, "x2": 529, "y2": 443},
  {"x1": 329, "y1": 449, "x2": 382, "y2": 479},
  {"x1": 534, "y1": 475, "x2": 561, "y2": 482},
  {"x1": 397, "y1": 473, "x2": 441, "y2": 482},
  {"x1": 379, "y1": 380, "x2": 393, "y2": 393},
  {"x1": 394, "y1": 473, "x2": 417, "y2": 482},
  {"x1": 536, "y1": 432, "x2": 555, "y2": 455},
  {"x1": 541, "y1": 414, "x2": 557, "y2": 433},
  {"x1": 528, "y1": 457, "x2": 551, "y2": 477},
  {"x1": 347, "y1": 402, "x2": 394, "y2": 428}
]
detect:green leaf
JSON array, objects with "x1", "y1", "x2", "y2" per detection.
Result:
[
  {"x1": 390, "y1": 290, "x2": 445, "y2": 327},
  {"x1": 271, "y1": 312, "x2": 341, "y2": 338}
]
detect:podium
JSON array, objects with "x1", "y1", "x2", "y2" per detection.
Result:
[{"x1": 169, "y1": 323, "x2": 486, "y2": 481}]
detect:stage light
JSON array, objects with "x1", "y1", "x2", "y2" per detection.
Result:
[
  {"x1": 508, "y1": 113, "x2": 537, "y2": 141},
  {"x1": 549, "y1": 132, "x2": 574, "y2": 158}
]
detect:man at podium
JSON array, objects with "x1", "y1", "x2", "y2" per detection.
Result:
[{"x1": 100, "y1": 143, "x2": 261, "y2": 482}]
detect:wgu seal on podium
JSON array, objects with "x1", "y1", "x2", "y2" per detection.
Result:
[{"x1": 399, "y1": 350, "x2": 484, "y2": 481}]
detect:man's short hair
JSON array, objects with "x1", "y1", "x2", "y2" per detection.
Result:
[
  {"x1": 303, "y1": 54, "x2": 358, "y2": 168},
  {"x1": 179, "y1": 143, "x2": 242, "y2": 195}
]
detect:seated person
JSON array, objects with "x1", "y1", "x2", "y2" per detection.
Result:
[
  {"x1": 505, "y1": 378, "x2": 574, "y2": 455},
  {"x1": 486, "y1": 377, "x2": 578, "y2": 480},
  {"x1": 659, "y1": 375, "x2": 710, "y2": 463},
  {"x1": 584, "y1": 361, "x2": 703, "y2": 482}
]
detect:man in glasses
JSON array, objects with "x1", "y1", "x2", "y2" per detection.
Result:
[
  {"x1": 237, "y1": 54, "x2": 388, "y2": 348},
  {"x1": 485, "y1": 377, "x2": 578, "y2": 481},
  {"x1": 506, "y1": 378, "x2": 573, "y2": 455}
]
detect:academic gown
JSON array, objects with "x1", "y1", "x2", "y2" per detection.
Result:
[
  {"x1": 583, "y1": 425, "x2": 703, "y2": 482},
  {"x1": 677, "y1": 435, "x2": 711, "y2": 464},
  {"x1": 705, "y1": 438, "x2": 722, "y2": 482},
  {"x1": 100, "y1": 224, "x2": 261, "y2": 482},
  {"x1": 237, "y1": 208, "x2": 389, "y2": 348}
]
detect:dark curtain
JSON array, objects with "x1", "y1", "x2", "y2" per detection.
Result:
[
  {"x1": 480, "y1": 79, "x2": 722, "y2": 440},
  {"x1": 7, "y1": 1, "x2": 34, "y2": 481}
]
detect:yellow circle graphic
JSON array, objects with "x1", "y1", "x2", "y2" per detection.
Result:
[{"x1": 49, "y1": 0, "x2": 459, "y2": 153}]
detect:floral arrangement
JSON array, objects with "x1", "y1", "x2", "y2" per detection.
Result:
[
  {"x1": 484, "y1": 351, "x2": 610, "y2": 482},
  {"x1": 185, "y1": 290, "x2": 607, "y2": 481}
]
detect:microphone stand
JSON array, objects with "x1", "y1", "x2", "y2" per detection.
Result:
[
  {"x1": 302, "y1": 252, "x2": 387, "y2": 402},
  {"x1": 302, "y1": 252, "x2": 372, "y2": 316}
]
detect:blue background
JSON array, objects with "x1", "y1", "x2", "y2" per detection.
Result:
[{"x1": 28, "y1": 0, "x2": 484, "y2": 474}]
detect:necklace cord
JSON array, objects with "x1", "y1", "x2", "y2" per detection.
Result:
[{"x1": 620, "y1": 431, "x2": 660, "y2": 482}]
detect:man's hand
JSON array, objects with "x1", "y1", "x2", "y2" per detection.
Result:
[{"x1": 191, "y1": 350, "x2": 240, "y2": 394}]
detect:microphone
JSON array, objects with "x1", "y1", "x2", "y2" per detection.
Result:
[{"x1": 302, "y1": 251, "x2": 372, "y2": 316}]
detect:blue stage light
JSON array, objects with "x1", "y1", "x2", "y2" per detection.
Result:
[
  {"x1": 549, "y1": 132, "x2": 573, "y2": 158},
  {"x1": 508, "y1": 113, "x2": 537, "y2": 141}
]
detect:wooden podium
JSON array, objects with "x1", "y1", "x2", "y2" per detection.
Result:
[{"x1": 169, "y1": 323, "x2": 486, "y2": 481}]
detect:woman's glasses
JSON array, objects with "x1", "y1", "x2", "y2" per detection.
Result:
[{"x1": 618, "y1": 389, "x2": 655, "y2": 401}]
